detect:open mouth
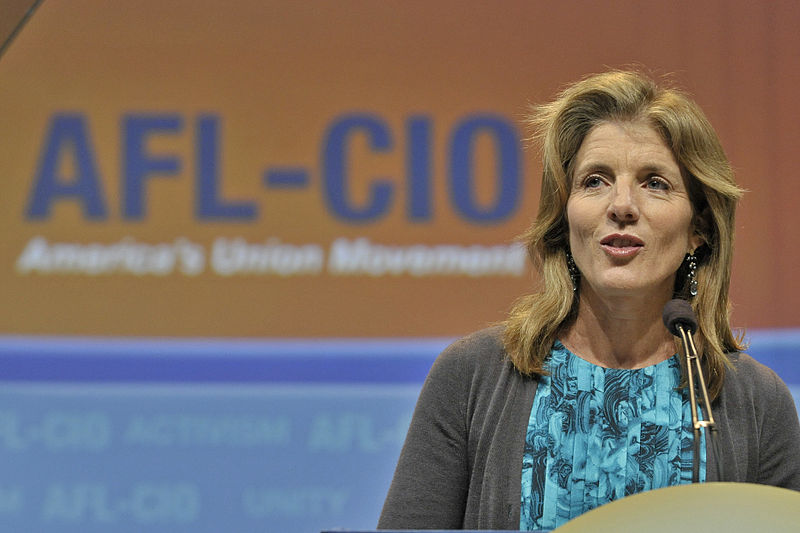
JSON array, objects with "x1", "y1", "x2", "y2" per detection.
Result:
[
  {"x1": 600, "y1": 236, "x2": 644, "y2": 248},
  {"x1": 600, "y1": 234, "x2": 644, "y2": 256}
]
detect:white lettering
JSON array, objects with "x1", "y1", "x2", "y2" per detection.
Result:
[
  {"x1": 15, "y1": 236, "x2": 205, "y2": 276},
  {"x1": 242, "y1": 488, "x2": 348, "y2": 517},
  {"x1": 328, "y1": 237, "x2": 526, "y2": 277},
  {"x1": 123, "y1": 414, "x2": 291, "y2": 447},
  {"x1": 15, "y1": 236, "x2": 527, "y2": 278},
  {"x1": 211, "y1": 237, "x2": 324, "y2": 276}
]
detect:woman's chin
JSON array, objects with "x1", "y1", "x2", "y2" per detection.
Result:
[{"x1": 585, "y1": 278, "x2": 672, "y2": 300}]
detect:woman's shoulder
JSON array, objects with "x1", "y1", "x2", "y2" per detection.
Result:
[
  {"x1": 722, "y1": 351, "x2": 795, "y2": 407},
  {"x1": 437, "y1": 324, "x2": 507, "y2": 363},
  {"x1": 412, "y1": 325, "x2": 514, "y2": 421},
  {"x1": 726, "y1": 351, "x2": 782, "y2": 384},
  {"x1": 427, "y1": 325, "x2": 510, "y2": 381}
]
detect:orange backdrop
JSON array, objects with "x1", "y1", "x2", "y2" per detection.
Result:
[{"x1": 1, "y1": 0, "x2": 798, "y2": 337}]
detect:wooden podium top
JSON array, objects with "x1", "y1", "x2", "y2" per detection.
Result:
[
  {"x1": 554, "y1": 482, "x2": 800, "y2": 532},
  {"x1": 325, "y1": 483, "x2": 800, "y2": 533}
]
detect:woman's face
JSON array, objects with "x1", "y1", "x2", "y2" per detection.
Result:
[{"x1": 566, "y1": 120, "x2": 703, "y2": 301}]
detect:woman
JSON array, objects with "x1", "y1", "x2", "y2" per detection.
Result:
[{"x1": 378, "y1": 70, "x2": 800, "y2": 530}]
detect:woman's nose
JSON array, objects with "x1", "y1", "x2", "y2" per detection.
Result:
[{"x1": 607, "y1": 185, "x2": 639, "y2": 223}]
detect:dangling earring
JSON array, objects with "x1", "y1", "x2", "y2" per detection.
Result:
[
  {"x1": 567, "y1": 251, "x2": 579, "y2": 292},
  {"x1": 685, "y1": 252, "x2": 698, "y2": 297}
]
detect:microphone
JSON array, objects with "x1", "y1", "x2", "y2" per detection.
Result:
[
  {"x1": 662, "y1": 298, "x2": 697, "y2": 336},
  {"x1": 662, "y1": 298, "x2": 723, "y2": 483}
]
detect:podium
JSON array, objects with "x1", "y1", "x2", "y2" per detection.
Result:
[
  {"x1": 553, "y1": 482, "x2": 800, "y2": 532},
  {"x1": 324, "y1": 482, "x2": 800, "y2": 533}
]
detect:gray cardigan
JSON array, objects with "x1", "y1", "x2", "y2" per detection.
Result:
[{"x1": 378, "y1": 326, "x2": 800, "y2": 530}]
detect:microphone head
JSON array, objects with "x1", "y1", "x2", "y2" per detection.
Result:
[{"x1": 662, "y1": 299, "x2": 698, "y2": 336}]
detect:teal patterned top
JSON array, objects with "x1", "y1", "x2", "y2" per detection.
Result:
[{"x1": 520, "y1": 341, "x2": 705, "y2": 530}]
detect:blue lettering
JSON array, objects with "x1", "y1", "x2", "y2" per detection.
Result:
[
  {"x1": 196, "y1": 115, "x2": 257, "y2": 220},
  {"x1": 122, "y1": 114, "x2": 182, "y2": 219},
  {"x1": 26, "y1": 114, "x2": 107, "y2": 220},
  {"x1": 449, "y1": 115, "x2": 521, "y2": 223},
  {"x1": 406, "y1": 116, "x2": 432, "y2": 221},
  {"x1": 322, "y1": 114, "x2": 393, "y2": 222}
]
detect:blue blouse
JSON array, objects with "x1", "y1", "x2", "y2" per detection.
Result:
[{"x1": 520, "y1": 341, "x2": 705, "y2": 530}]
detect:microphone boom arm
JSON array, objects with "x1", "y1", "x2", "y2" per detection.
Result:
[{"x1": 675, "y1": 322, "x2": 722, "y2": 483}]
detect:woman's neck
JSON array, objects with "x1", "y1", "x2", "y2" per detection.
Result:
[{"x1": 560, "y1": 287, "x2": 676, "y2": 369}]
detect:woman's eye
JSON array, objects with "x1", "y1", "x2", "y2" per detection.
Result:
[
  {"x1": 585, "y1": 175, "x2": 603, "y2": 188},
  {"x1": 645, "y1": 177, "x2": 669, "y2": 190}
]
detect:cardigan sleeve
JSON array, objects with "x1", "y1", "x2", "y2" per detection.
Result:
[
  {"x1": 756, "y1": 368, "x2": 800, "y2": 489},
  {"x1": 377, "y1": 337, "x2": 473, "y2": 529},
  {"x1": 717, "y1": 352, "x2": 800, "y2": 489}
]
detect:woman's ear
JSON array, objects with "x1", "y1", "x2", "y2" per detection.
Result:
[{"x1": 691, "y1": 206, "x2": 712, "y2": 252}]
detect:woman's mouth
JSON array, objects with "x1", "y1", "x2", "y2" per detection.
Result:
[{"x1": 600, "y1": 234, "x2": 644, "y2": 257}]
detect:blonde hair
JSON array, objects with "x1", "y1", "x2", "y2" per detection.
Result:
[{"x1": 504, "y1": 70, "x2": 744, "y2": 400}]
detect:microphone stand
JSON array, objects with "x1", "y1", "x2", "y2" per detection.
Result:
[{"x1": 674, "y1": 323, "x2": 723, "y2": 483}]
